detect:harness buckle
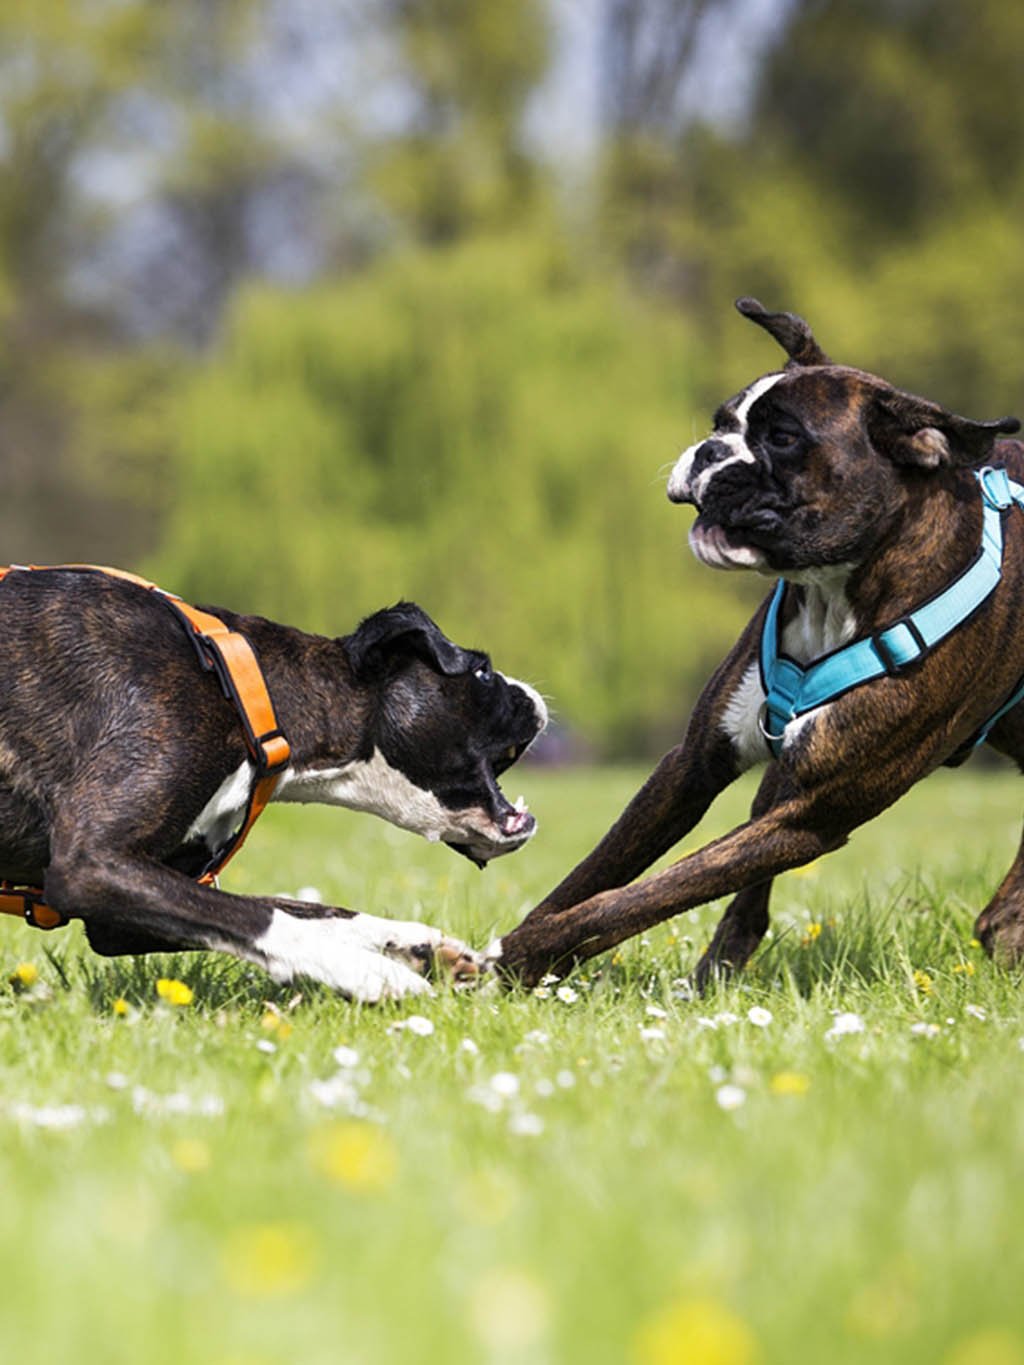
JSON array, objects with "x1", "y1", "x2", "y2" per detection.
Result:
[
  {"x1": 25, "y1": 901, "x2": 65, "y2": 931},
  {"x1": 255, "y1": 729, "x2": 291, "y2": 774},
  {"x1": 870, "y1": 616, "x2": 928, "y2": 678}
]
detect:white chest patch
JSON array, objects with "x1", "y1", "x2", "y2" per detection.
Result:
[
  {"x1": 275, "y1": 747, "x2": 454, "y2": 842},
  {"x1": 721, "y1": 660, "x2": 770, "y2": 770},
  {"x1": 186, "y1": 761, "x2": 255, "y2": 851},
  {"x1": 721, "y1": 573, "x2": 858, "y2": 765},
  {"x1": 779, "y1": 571, "x2": 857, "y2": 662}
]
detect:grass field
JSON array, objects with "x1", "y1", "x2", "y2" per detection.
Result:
[{"x1": 2, "y1": 763, "x2": 1024, "y2": 1365}]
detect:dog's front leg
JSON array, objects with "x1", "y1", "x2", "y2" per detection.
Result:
[
  {"x1": 690, "y1": 763, "x2": 788, "y2": 991},
  {"x1": 495, "y1": 631, "x2": 764, "y2": 982},
  {"x1": 45, "y1": 846, "x2": 474, "y2": 1003},
  {"x1": 497, "y1": 785, "x2": 849, "y2": 984}
]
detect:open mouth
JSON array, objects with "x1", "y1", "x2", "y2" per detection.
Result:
[
  {"x1": 689, "y1": 517, "x2": 768, "y2": 572},
  {"x1": 446, "y1": 792, "x2": 537, "y2": 869},
  {"x1": 499, "y1": 793, "x2": 535, "y2": 840}
]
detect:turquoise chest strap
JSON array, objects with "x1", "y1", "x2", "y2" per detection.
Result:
[{"x1": 758, "y1": 466, "x2": 1024, "y2": 758}]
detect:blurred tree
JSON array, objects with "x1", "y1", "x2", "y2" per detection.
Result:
[
  {"x1": 597, "y1": 0, "x2": 1024, "y2": 416},
  {"x1": 0, "y1": 0, "x2": 330, "y2": 563},
  {"x1": 601, "y1": 0, "x2": 711, "y2": 136},
  {"x1": 150, "y1": 233, "x2": 757, "y2": 754},
  {"x1": 372, "y1": 0, "x2": 552, "y2": 241},
  {"x1": 0, "y1": 0, "x2": 170, "y2": 562},
  {"x1": 756, "y1": 0, "x2": 1024, "y2": 248}
]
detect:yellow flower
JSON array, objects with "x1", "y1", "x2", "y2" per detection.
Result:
[
  {"x1": 170, "y1": 1137, "x2": 211, "y2": 1174},
  {"x1": 801, "y1": 922, "x2": 823, "y2": 946},
  {"x1": 10, "y1": 962, "x2": 38, "y2": 988},
  {"x1": 632, "y1": 1298, "x2": 759, "y2": 1365},
  {"x1": 222, "y1": 1221, "x2": 317, "y2": 1298},
  {"x1": 970, "y1": 938, "x2": 983, "y2": 950},
  {"x1": 156, "y1": 978, "x2": 194, "y2": 1007},
  {"x1": 912, "y1": 970, "x2": 933, "y2": 996},
  {"x1": 952, "y1": 962, "x2": 976, "y2": 977},
  {"x1": 308, "y1": 1122, "x2": 398, "y2": 1194},
  {"x1": 769, "y1": 1072, "x2": 811, "y2": 1097},
  {"x1": 260, "y1": 1010, "x2": 293, "y2": 1039},
  {"x1": 112, "y1": 997, "x2": 130, "y2": 1016}
]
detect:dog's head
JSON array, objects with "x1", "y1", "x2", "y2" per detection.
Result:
[
  {"x1": 343, "y1": 603, "x2": 547, "y2": 866},
  {"x1": 667, "y1": 298, "x2": 1021, "y2": 576}
]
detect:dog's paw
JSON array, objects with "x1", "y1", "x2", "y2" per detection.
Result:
[
  {"x1": 255, "y1": 908, "x2": 434, "y2": 1002},
  {"x1": 285, "y1": 943, "x2": 433, "y2": 1003},
  {"x1": 483, "y1": 934, "x2": 561, "y2": 989},
  {"x1": 384, "y1": 933, "x2": 485, "y2": 984},
  {"x1": 342, "y1": 913, "x2": 483, "y2": 984}
]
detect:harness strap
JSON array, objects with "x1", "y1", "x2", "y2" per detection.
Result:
[
  {"x1": 759, "y1": 467, "x2": 1024, "y2": 756},
  {"x1": 0, "y1": 565, "x2": 291, "y2": 929}
]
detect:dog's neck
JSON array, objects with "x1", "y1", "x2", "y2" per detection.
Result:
[
  {"x1": 780, "y1": 470, "x2": 985, "y2": 664},
  {"x1": 213, "y1": 613, "x2": 369, "y2": 767}
]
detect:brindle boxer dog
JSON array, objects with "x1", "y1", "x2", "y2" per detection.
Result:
[
  {"x1": 494, "y1": 298, "x2": 1024, "y2": 988},
  {"x1": 0, "y1": 581, "x2": 545, "y2": 1002}
]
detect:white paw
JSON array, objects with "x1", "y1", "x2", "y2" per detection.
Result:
[
  {"x1": 325, "y1": 947, "x2": 434, "y2": 1003},
  {"x1": 348, "y1": 914, "x2": 482, "y2": 979},
  {"x1": 253, "y1": 909, "x2": 434, "y2": 1002},
  {"x1": 349, "y1": 913, "x2": 445, "y2": 952}
]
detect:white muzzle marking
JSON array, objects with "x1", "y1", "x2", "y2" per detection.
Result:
[{"x1": 667, "y1": 373, "x2": 784, "y2": 505}]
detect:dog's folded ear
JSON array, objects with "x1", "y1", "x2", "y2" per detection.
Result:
[
  {"x1": 868, "y1": 389, "x2": 1021, "y2": 469},
  {"x1": 344, "y1": 602, "x2": 481, "y2": 681},
  {"x1": 735, "y1": 297, "x2": 832, "y2": 367}
]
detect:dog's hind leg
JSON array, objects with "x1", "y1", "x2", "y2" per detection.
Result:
[
  {"x1": 974, "y1": 850, "x2": 1024, "y2": 964},
  {"x1": 690, "y1": 765, "x2": 785, "y2": 991},
  {"x1": 692, "y1": 883, "x2": 773, "y2": 992},
  {"x1": 974, "y1": 712, "x2": 1024, "y2": 963}
]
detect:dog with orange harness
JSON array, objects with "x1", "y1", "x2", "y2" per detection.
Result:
[{"x1": 0, "y1": 565, "x2": 546, "y2": 1001}]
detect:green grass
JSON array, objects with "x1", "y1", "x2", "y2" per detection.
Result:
[{"x1": 2, "y1": 764, "x2": 1024, "y2": 1365}]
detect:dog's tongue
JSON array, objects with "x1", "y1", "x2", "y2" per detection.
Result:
[{"x1": 501, "y1": 795, "x2": 533, "y2": 837}]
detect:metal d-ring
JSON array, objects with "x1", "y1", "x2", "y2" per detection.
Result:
[{"x1": 757, "y1": 702, "x2": 788, "y2": 744}]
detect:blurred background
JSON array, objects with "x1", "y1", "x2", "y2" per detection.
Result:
[{"x1": 4, "y1": 0, "x2": 1024, "y2": 757}]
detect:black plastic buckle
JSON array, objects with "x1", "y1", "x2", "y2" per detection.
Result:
[{"x1": 871, "y1": 617, "x2": 927, "y2": 678}]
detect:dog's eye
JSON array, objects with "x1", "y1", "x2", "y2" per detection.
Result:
[
  {"x1": 474, "y1": 664, "x2": 492, "y2": 682},
  {"x1": 768, "y1": 427, "x2": 800, "y2": 450}
]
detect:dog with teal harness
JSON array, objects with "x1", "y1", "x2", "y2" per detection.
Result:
[
  {"x1": 758, "y1": 465, "x2": 1024, "y2": 761},
  {"x1": 496, "y1": 299, "x2": 1024, "y2": 991}
]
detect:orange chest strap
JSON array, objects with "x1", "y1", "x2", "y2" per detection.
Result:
[{"x1": 0, "y1": 564, "x2": 291, "y2": 931}]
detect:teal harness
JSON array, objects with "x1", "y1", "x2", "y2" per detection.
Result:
[{"x1": 758, "y1": 466, "x2": 1024, "y2": 758}]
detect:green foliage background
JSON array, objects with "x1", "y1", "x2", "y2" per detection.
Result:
[
  {"x1": 8, "y1": 0, "x2": 1024, "y2": 751},
  {"x1": 147, "y1": 235, "x2": 755, "y2": 752}
]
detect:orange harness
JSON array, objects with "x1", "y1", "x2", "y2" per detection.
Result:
[{"x1": 0, "y1": 565, "x2": 291, "y2": 931}]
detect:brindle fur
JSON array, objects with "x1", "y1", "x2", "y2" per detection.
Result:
[
  {"x1": 0, "y1": 572, "x2": 541, "y2": 974},
  {"x1": 498, "y1": 301, "x2": 1024, "y2": 986}
]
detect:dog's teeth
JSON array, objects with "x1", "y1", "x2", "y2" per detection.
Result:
[{"x1": 514, "y1": 795, "x2": 527, "y2": 812}]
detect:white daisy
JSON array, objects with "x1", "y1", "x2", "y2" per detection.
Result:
[
  {"x1": 824, "y1": 1012, "x2": 865, "y2": 1040},
  {"x1": 715, "y1": 1084, "x2": 747, "y2": 1111}
]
